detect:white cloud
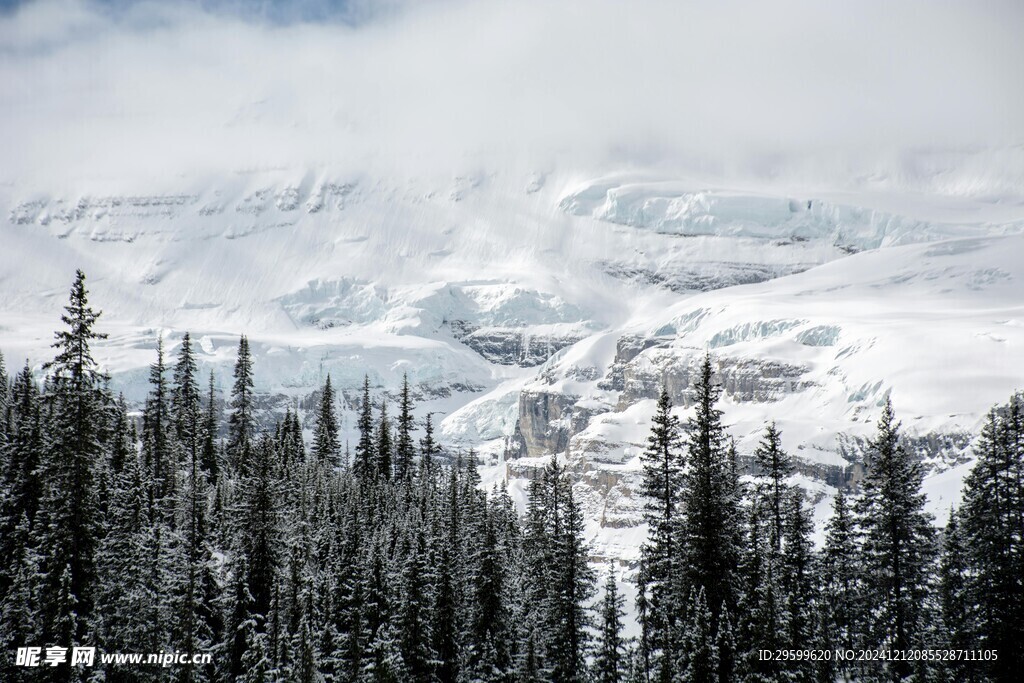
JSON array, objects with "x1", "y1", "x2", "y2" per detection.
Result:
[{"x1": 1, "y1": 0, "x2": 1022, "y2": 192}]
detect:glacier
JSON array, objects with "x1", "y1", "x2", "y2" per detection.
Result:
[{"x1": 2, "y1": 166, "x2": 1024, "y2": 582}]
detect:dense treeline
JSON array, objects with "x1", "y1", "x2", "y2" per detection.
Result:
[
  {"x1": 0, "y1": 271, "x2": 1020, "y2": 682},
  {"x1": 633, "y1": 367, "x2": 1023, "y2": 683}
]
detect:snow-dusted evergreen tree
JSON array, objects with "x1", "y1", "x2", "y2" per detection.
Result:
[
  {"x1": 395, "y1": 373, "x2": 416, "y2": 481},
  {"x1": 0, "y1": 371, "x2": 43, "y2": 680},
  {"x1": 593, "y1": 566, "x2": 626, "y2": 683},
  {"x1": 0, "y1": 512, "x2": 38, "y2": 682},
  {"x1": 141, "y1": 337, "x2": 177, "y2": 511},
  {"x1": 240, "y1": 629, "x2": 271, "y2": 683},
  {"x1": 937, "y1": 508, "x2": 972, "y2": 683},
  {"x1": 95, "y1": 441, "x2": 164, "y2": 672},
  {"x1": 638, "y1": 384, "x2": 683, "y2": 683},
  {"x1": 201, "y1": 370, "x2": 220, "y2": 480},
  {"x1": 780, "y1": 487, "x2": 816, "y2": 683},
  {"x1": 855, "y1": 397, "x2": 936, "y2": 680},
  {"x1": 353, "y1": 375, "x2": 375, "y2": 478},
  {"x1": 430, "y1": 540, "x2": 459, "y2": 683},
  {"x1": 311, "y1": 375, "x2": 340, "y2": 466},
  {"x1": 518, "y1": 454, "x2": 594, "y2": 683},
  {"x1": 464, "y1": 492, "x2": 508, "y2": 680},
  {"x1": 819, "y1": 487, "x2": 860, "y2": 682},
  {"x1": 959, "y1": 395, "x2": 1024, "y2": 681},
  {"x1": 172, "y1": 332, "x2": 203, "y2": 472},
  {"x1": 676, "y1": 587, "x2": 718, "y2": 683},
  {"x1": 393, "y1": 529, "x2": 434, "y2": 681},
  {"x1": 222, "y1": 551, "x2": 256, "y2": 682},
  {"x1": 548, "y1": 484, "x2": 594, "y2": 683},
  {"x1": 751, "y1": 422, "x2": 792, "y2": 553},
  {"x1": 679, "y1": 354, "x2": 741, "y2": 616},
  {"x1": 715, "y1": 606, "x2": 736, "y2": 683},
  {"x1": 238, "y1": 434, "x2": 282, "y2": 623},
  {"x1": 227, "y1": 335, "x2": 256, "y2": 473},
  {"x1": 736, "y1": 497, "x2": 785, "y2": 683},
  {"x1": 35, "y1": 269, "x2": 109, "y2": 645},
  {"x1": 677, "y1": 353, "x2": 742, "y2": 680},
  {"x1": 108, "y1": 392, "x2": 135, "y2": 476},
  {"x1": 419, "y1": 411, "x2": 441, "y2": 477},
  {"x1": 277, "y1": 407, "x2": 304, "y2": 475},
  {"x1": 0, "y1": 364, "x2": 44, "y2": 589},
  {"x1": 376, "y1": 398, "x2": 393, "y2": 480},
  {"x1": 170, "y1": 355, "x2": 220, "y2": 682}
]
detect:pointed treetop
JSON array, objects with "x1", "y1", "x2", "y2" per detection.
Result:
[{"x1": 46, "y1": 269, "x2": 108, "y2": 386}]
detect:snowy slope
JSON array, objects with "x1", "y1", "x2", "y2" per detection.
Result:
[
  {"x1": 3, "y1": 168, "x2": 1024, "y2": 568},
  {"x1": 505, "y1": 232, "x2": 1024, "y2": 563}
]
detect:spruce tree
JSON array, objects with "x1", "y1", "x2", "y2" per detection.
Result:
[
  {"x1": 353, "y1": 375, "x2": 375, "y2": 478},
  {"x1": 238, "y1": 434, "x2": 282, "y2": 621},
  {"x1": 170, "y1": 386, "x2": 220, "y2": 681},
  {"x1": 108, "y1": 393, "x2": 135, "y2": 476},
  {"x1": 376, "y1": 398, "x2": 393, "y2": 479},
  {"x1": 752, "y1": 422, "x2": 792, "y2": 553},
  {"x1": 780, "y1": 487, "x2": 816, "y2": 683},
  {"x1": 172, "y1": 332, "x2": 203, "y2": 477},
  {"x1": 855, "y1": 398, "x2": 936, "y2": 680},
  {"x1": 548, "y1": 484, "x2": 594, "y2": 683},
  {"x1": 938, "y1": 508, "x2": 973, "y2": 683},
  {"x1": 141, "y1": 337, "x2": 176, "y2": 508},
  {"x1": 820, "y1": 487, "x2": 859, "y2": 681},
  {"x1": 0, "y1": 513, "x2": 38, "y2": 682},
  {"x1": 678, "y1": 354, "x2": 741, "y2": 636},
  {"x1": 736, "y1": 498, "x2": 785, "y2": 683},
  {"x1": 676, "y1": 587, "x2": 718, "y2": 683},
  {"x1": 675, "y1": 352, "x2": 741, "y2": 667},
  {"x1": 960, "y1": 396, "x2": 1024, "y2": 681},
  {"x1": 430, "y1": 542, "x2": 459, "y2": 683},
  {"x1": 0, "y1": 364, "x2": 44, "y2": 585},
  {"x1": 95, "y1": 445, "x2": 163, "y2": 667},
  {"x1": 201, "y1": 371, "x2": 220, "y2": 480},
  {"x1": 394, "y1": 529, "x2": 434, "y2": 681},
  {"x1": 36, "y1": 269, "x2": 109, "y2": 645},
  {"x1": 395, "y1": 373, "x2": 416, "y2": 480},
  {"x1": 312, "y1": 375, "x2": 340, "y2": 467},
  {"x1": 593, "y1": 566, "x2": 626, "y2": 683},
  {"x1": 227, "y1": 336, "x2": 256, "y2": 473},
  {"x1": 467, "y1": 506, "x2": 509, "y2": 681},
  {"x1": 291, "y1": 612, "x2": 320, "y2": 683},
  {"x1": 419, "y1": 412, "x2": 441, "y2": 477},
  {"x1": 222, "y1": 552, "x2": 256, "y2": 682},
  {"x1": 714, "y1": 607, "x2": 735, "y2": 683},
  {"x1": 638, "y1": 385, "x2": 683, "y2": 682}
]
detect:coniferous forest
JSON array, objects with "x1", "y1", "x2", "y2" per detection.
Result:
[{"x1": 0, "y1": 272, "x2": 1021, "y2": 683}]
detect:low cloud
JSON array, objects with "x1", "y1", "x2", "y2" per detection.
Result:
[{"x1": 2, "y1": 0, "x2": 1022, "y2": 192}]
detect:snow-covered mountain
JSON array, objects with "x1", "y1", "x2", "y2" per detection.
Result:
[{"x1": 3, "y1": 165, "x2": 1024, "y2": 570}]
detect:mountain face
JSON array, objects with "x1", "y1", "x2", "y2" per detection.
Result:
[{"x1": 3, "y1": 167, "x2": 1024, "y2": 564}]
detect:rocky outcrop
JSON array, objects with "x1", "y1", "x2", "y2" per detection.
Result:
[
  {"x1": 453, "y1": 323, "x2": 584, "y2": 367},
  {"x1": 514, "y1": 389, "x2": 577, "y2": 457},
  {"x1": 599, "y1": 333, "x2": 672, "y2": 391},
  {"x1": 618, "y1": 350, "x2": 814, "y2": 408}
]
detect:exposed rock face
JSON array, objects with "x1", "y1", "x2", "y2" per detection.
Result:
[
  {"x1": 618, "y1": 348, "x2": 814, "y2": 409},
  {"x1": 515, "y1": 389, "x2": 577, "y2": 457},
  {"x1": 600, "y1": 260, "x2": 812, "y2": 294},
  {"x1": 505, "y1": 456, "x2": 645, "y2": 532},
  {"x1": 510, "y1": 315, "x2": 976, "y2": 543},
  {"x1": 454, "y1": 325, "x2": 584, "y2": 367},
  {"x1": 599, "y1": 333, "x2": 671, "y2": 392}
]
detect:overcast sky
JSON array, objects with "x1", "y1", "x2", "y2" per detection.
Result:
[{"x1": 2, "y1": 0, "x2": 1022, "y2": 190}]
